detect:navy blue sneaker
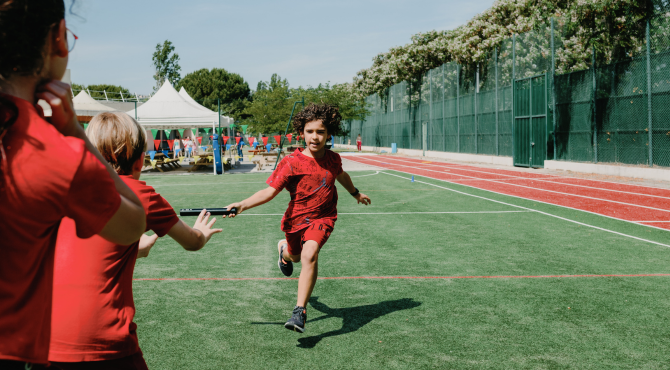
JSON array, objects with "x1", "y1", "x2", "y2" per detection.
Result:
[
  {"x1": 277, "y1": 239, "x2": 293, "y2": 277},
  {"x1": 285, "y1": 306, "x2": 306, "y2": 333}
]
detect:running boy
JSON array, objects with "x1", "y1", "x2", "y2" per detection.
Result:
[
  {"x1": 224, "y1": 103, "x2": 371, "y2": 333},
  {"x1": 49, "y1": 112, "x2": 222, "y2": 369}
]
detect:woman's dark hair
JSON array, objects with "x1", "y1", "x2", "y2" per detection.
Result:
[
  {"x1": 292, "y1": 103, "x2": 344, "y2": 136},
  {"x1": 0, "y1": 0, "x2": 70, "y2": 185}
]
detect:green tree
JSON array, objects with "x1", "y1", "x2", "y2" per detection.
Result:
[
  {"x1": 243, "y1": 74, "x2": 293, "y2": 134},
  {"x1": 152, "y1": 40, "x2": 181, "y2": 92},
  {"x1": 176, "y1": 68, "x2": 251, "y2": 121}
]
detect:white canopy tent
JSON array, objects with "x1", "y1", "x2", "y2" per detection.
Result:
[
  {"x1": 72, "y1": 90, "x2": 118, "y2": 116},
  {"x1": 37, "y1": 90, "x2": 118, "y2": 117},
  {"x1": 179, "y1": 87, "x2": 217, "y2": 113},
  {"x1": 126, "y1": 80, "x2": 233, "y2": 130}
]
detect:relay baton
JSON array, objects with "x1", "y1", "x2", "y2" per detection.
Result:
[{"x1": 179, "y1": 208, "x2": 237, "y2": 216}]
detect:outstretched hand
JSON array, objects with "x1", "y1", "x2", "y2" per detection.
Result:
[
  {"x1": 193, "y1": 209, "x2": 223, "y2": 243},
  {"x1": 355, "y1": 193, "x2": 371, "y2": 205},
  {"x1": 222, "y1": 202, "x2": 244, "y2": 218},
  {"x1": 137, "y1": 234, "x2": 159, "y2": 258},
  {"x1": 35, "y1": 80, "x2": 81, "y2": 136}
]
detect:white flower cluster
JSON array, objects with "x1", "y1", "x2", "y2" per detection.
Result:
[{"x1": 352, "y1": 0, "x2": 664, "y2": 100}]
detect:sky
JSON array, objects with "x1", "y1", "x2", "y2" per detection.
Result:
[{"x1": 65, "y1": 0, "x2": 495, "y2": 95}]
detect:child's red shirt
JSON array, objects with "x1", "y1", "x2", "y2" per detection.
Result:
[
  {"x1": 266, "y1": 148, "x2": 343, "y2": 233},
  {"x1": 0, "y1": 94, "x2": 121, "y2": 364},
  {"x1": 49, "y1": 175, "x2": 179, "y2": 362}
]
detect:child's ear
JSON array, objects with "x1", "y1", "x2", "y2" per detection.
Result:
[{"x1": 133, "y1": 154, "x2": 145, "y2": 172}]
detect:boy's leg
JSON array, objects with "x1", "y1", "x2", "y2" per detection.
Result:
[{"x1": 296, "y1": 240, "x2": 319, "y2": 308}]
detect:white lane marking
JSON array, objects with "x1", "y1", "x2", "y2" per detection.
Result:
[
  {"x1": 364, "y1": 162, "x2": 670, "y2": 233},
  {"x1": 350, "y1": 171, "x2": 381, "y2": 178},
  {"x1": 152, "y1": 181, "x2": 267, "y2": 187},
  {"x1": 236, "y1": 211, "x2": 530, "y2": 216},
  {"x1": 357, "y1": 156, "x2": 670, "y2": 213},
  {"x1": 378, "y1": 156, "x2": 670, "y2": 200},
  {"x1": 380, "y1": 171, "x2": 670, "y2": 248}
]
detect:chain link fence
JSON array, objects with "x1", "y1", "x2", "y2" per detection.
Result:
[{"x1": 344, "y1": 13, "x2": 670, "y2": 168}]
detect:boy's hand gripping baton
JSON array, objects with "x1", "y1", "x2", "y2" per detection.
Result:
[{"x1": 179, "y1": 208, "x2": 238, "y2": 216}]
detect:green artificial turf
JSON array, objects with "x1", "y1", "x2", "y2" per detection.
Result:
[{"x1": 133, "y1": 170, "x2": 670, "y2": 369}]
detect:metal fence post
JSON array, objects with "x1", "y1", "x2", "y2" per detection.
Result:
[
  {"x1": 457, "y1": 64, "x2": 461, "y2": 153},
  {"x1": 442, "y1": 63, "x2": 446, "y2": 152},
  {"x1": 495, "y1": 47, "x2": 499, "y2": 156},
  {"x1": 475, "y1": 64, "x2": 479, "y2": 154},
  {"x1": 646, "y1": 19, "x2": 653, "y2": 166},
  {"x1": 512, "y1": 33, "x2": 516, "y2": 161},
  {"x1": 429, "y1": 69, "x2": 433, "y2": 154},
  {"x1": 592, "y1": 46, "x2": 597, "y2": 163},
  {"x1": 551, "y1": 17, "x2": 557, "y2": 160}
]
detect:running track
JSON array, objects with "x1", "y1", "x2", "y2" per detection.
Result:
[{"x1": 342, "y1": 155, "x2": 670, "y2": 231}]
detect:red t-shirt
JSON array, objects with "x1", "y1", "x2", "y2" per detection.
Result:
[
  {"x1": 267, "y1": 148, "x2": 343, "y2": 233},
  {"x1": 0, "y1": 94, "x2": 121, "y2": 364},
  {"x1": 50, "y1": 175, "x2": 179, "y2": 362}
]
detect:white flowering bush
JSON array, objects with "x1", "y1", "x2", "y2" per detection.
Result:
[{"x1": 352, "y1": 0, "x2": 667, "y2": 100}]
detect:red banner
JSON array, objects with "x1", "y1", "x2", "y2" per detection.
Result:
[
  {"x1": 223, "y1": 136, "x2": 229, "y2": 144},
  {"x1": 197, "y1": 136, "x2": 202, "y2": 144},
  {"x1": 153, "y1": 140, "x2": 161, "y2": 150},
  {"x1": 235, "y1": 137, "x2": 241, "y2": 145},
  {"x1": 167, "y1": 140, "x2": 174, "y2": 151},
  {"x1": 248, "y1": 137, "x2": 255, "y2": 146},
  {"x1": 286, "y1": 133, "x2": 292, "y2": 143},
  {"x1": 273, "y1": 135, "x2": 281, "y2": 145},
  {"x1": 262, "y1": 137, "x2": 268, "y2": 146}
]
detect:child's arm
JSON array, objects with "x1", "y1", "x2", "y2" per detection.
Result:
[
  {"x1": 137, "y1": 234, "x2": 159, "y2": 258},
  {"x1": 167, "y1": 209, "x2": 222, "y2": 251},
  {"x1": 223, "y1": 186, "x2": 281, "y2": 218},
  {"x1": 336, "y1": 171, "x2": 371, "y2": 205}
]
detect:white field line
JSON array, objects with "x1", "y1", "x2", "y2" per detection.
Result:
[
  {"x1": 383, "y1": 156, "x2": 670, "y2": 200},
  {"x1": 365, "y1": 162, "x2": 670, "y2": 233},
  {"x1": 152, "y1": 181, "x2": 267, "y2": 187},
  {"x1": 443, "y1": 176, "x2": 562, "y2": 182},
  {"x1": 235, "y1": 211, "x2": 531, "y2": 216},
  {"x1": 350, "y1": 171, "x2": 381, "y2": 178},
  {"x1": 358, "y1": 156, "x2": 670, "y2": 214},
  {"x1": 380, "y1": 171, "x2": 670, "y2": 248},
  {"x1": 351, "y1": 157, "x2": 670, "y2": 234}
]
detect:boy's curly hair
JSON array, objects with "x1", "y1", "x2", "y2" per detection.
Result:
[{"x1": 292, "y1": 103, "x2": 344, "y2": 136}]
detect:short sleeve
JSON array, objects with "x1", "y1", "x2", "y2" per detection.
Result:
[
  {"x1": 332, "y1": 152, "x2": 343, "y2": 177},
  {"x1": 147, "y1": 192, "x2": 179, "y2": 237},
  {"x1": 65, "y1": 149, "x2": 122, "y2": 239},
  {"x1": 266, "y1": 157, "x2": 292, "y2": 191}
]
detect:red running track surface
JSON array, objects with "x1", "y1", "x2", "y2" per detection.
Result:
[{"x1": 342, "y1": 155, "x2": 670, "y2": 231}]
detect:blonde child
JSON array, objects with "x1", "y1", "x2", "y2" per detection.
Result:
[{"x1": 49, "y1": 112, "x2": 222, "y2": 370}]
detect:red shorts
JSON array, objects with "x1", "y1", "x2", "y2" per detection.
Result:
[
  {"x1": 285, "y1": 222, "x2": 333, "y2": 256},
  {"x1": 50, "y1": 351, "x2": 148, "y2": 370}
]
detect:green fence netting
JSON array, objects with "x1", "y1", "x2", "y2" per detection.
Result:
[{"x1": 344, "y1": 14, "x2": 670, "y2": 168}]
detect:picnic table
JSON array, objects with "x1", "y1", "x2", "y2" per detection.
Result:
[
  {"x1": 145, "y1": 152, "x2": 182, "y2": 172},
  {"x1": 188, "y1": 152, "x2": 214, "y2": 172},
  {"x1": 252, "y1": 151, "x2": 284, "y2": 171}
]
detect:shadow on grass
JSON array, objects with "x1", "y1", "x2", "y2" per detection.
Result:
[{"x1": 296, "y1": 296, "x2": 422, "y2": 349}]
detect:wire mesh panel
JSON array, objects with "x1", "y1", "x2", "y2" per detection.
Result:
[
  {"x1": 478, "y1": 54, "x2": 498, "y2": 155},
  {"x1": 555, "y1": 70, "x2": 594, "y2": 162},
  {"x1": 650, "y1": 14, "x2": 670, "y2": 167},
  {"x1": 444, "y1": 63, "x2": 459, "y2": 152},
  {"x1": 498, "y1": 38, "x2": 515, "y2": 156},
  {"x1": 430, "y1": 67, "x2": 445, "y2": 151},
  {"x1": 596, "y1": 57, "x2": 649, "y2": 165},
  {"x1": 459, "y1": 66, "x2": 477, "y2": 153}
]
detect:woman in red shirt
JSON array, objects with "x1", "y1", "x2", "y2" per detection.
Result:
[{"x1": 0, "y1": 1, "x2": 146, "y2": 368}]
